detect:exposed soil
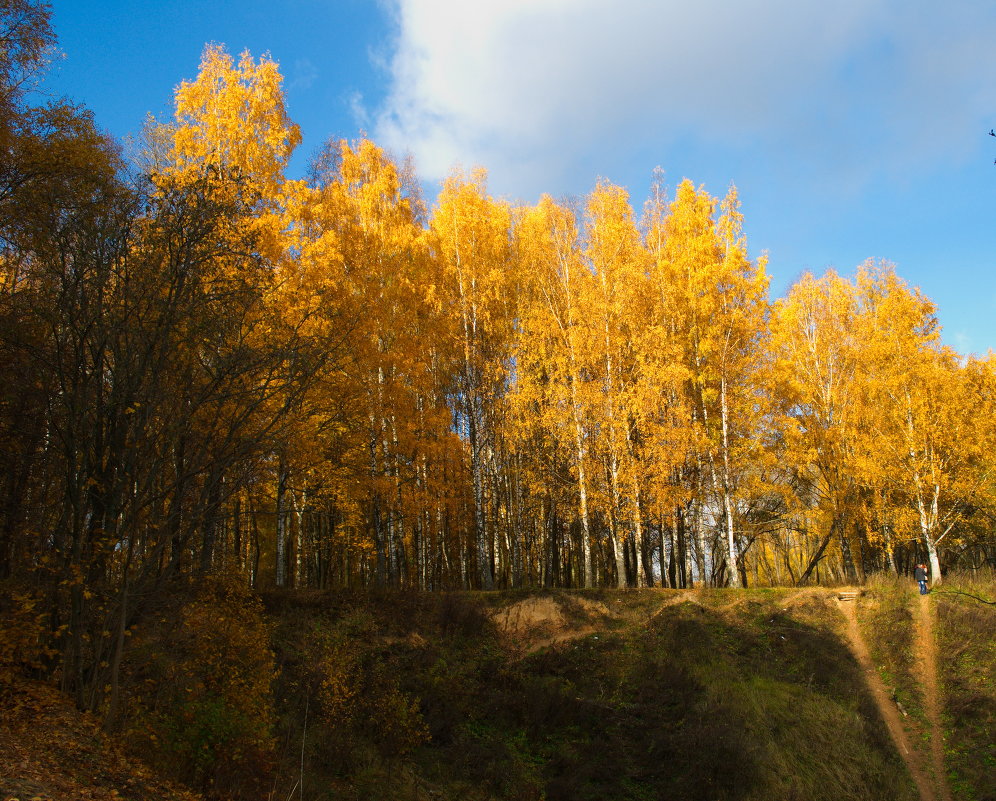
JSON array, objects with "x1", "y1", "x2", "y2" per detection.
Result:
[
  {"x1": 491, "y1": 595, "x2": 614, "y2": 653},
  {"x1": 838, "y1": 597, "x2": 936, "y2": 801}
]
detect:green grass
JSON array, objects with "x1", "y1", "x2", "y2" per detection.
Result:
[
  {"x1": 13, "y1": 577, "x2": 992, "y2": 800},
  {"x1": 934, "y1": 572, "x2": 996, "y2": 801}
]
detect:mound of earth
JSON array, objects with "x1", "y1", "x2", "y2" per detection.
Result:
[{"x1": 491, "y1": 594, "x2": 615, "y2": 652}]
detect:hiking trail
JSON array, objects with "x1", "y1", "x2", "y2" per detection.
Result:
[
  {"x1": 837, "y1": 596, "x2": 936, "y2": 801},
  {"x1": 915, "y1": 593, "x2": 952, "y2": 801}
]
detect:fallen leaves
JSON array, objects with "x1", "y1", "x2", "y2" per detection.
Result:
[{"x1": 0, "y1": 677, "x2": 202, "y2": 801}]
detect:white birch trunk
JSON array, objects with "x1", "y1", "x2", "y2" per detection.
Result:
[
  {"x1": 293, "y1": 486, "x2": 306, "y2": 588},
  {"x1": 575, "y1": 429, "x2": 593, "y2": 588},
  {"x1": 914, "y1": 481, "x2": 943, "y2": 586},
  {"x1": 719, "y1": 375, "x2": 741, "y2": 587},
  {"x1": 908, "y1": 394, "x2": 943, "y2": 587}
]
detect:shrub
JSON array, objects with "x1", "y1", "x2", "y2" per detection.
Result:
[
  {"x1": 122, "y1": 572, "x2": 277, "y2": 799},
  {"x1": 0, "y1": 583, "x2": 53, "y2": 685},
  {"x1": 313, "y1": 611, "x2": 429, "y2": 762}
]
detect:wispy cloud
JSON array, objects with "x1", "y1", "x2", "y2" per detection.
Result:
[
  {"x1": 370, "y1": 0, "x2": 996, "y2": 199},
  {"x1": 288, "y1": 57, "x2": 319, "y2": 92},
  {"x1": 348, "y1": 90, "x2": 370, "y2": 130}
]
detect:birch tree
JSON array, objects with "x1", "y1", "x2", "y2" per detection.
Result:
[
  {"x1": 512, "y1": 195, "x2": 598, "y2": 587},
  {"x1": 432, "y1": 169, "x2": 516, "y2": 589},
  {"x1": 770, "y1": 270, "x2": 864, "y2": 583},
  {"x1": 855, "y1": 264, "x2": 987, "y2": 585},
  {"x1": 584, "y1": 180, "x2": 651, "y2": 586}
]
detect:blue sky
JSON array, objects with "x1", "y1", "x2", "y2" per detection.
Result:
[{"x1": 47, "y1": 0, "x2": 996, "y2": 355}]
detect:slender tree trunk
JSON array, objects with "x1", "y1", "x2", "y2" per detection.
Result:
[
  {"x1": 667, "y1": 524, "x2": 677, "y2": 588},
  {"x1": 907, "y1": 395, "x2": 943, "y2": 585},
  {"x1": 679, "y1": 505, "x2": 692, "y2": 588},
  {"x1": 573, "y1": 427, "x2": 593, "y2": 588},
  {"x1": 718, "y1": 376, "x2": 741, "y2": 588},
  {"x1": 840, "y1": 527, "x2": 857, "y2": 582},
  {"x1": 884, "y1": 529, "x2": 896, "y2": 573},
  {"x1": 690, "y1": 456, "x2": 708, "y2": 586},
  {"x1": 467, "y1": 409, "x2": 493, "y2": 590},
  {"x1": 547, "y1": 502, "x2": 559, "y2": 588},
  {"x1": 293, "y1": 486, "x2": 307, "y2": 588},
  {"x1": 105, "y1": 533, "x2": 134, "y2": 726},
  {"x1": 167, "y1": 438, "x2": 187, "y2": 576},
  {"x1": 200, "y1": 471, "x2": 221, "y2": 575},
  {"x1": 232, "y1": 494, "x2": 243, "y2": 572},
  {"x1": 607, "y1": 511, "x2": 626, "y2": 589},
  {"x1": 879, "y1": 490, "x2": 897, "y2": 573},
  {"x1": 915, "y1": 484, "x2": 943, "y2": 586},
  {"x1": 275, "y1": 455, "x2": 288, "y2": 588},
  {"x1": 510, "y1": 470, "x2": 523, "y2": 588},
  {"x1": 632, "y1": 484, "x2": 646, "y2": 587}
]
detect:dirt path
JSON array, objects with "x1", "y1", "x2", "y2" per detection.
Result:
[
  {"x1": 915, "y1": 593, "x2": 952, "y2": 801},
  {"x1": 837, "y1": 598, "x2": 936, "y2": 801}
]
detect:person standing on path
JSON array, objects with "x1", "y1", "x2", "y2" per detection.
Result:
[{"x1": 915, "y1": 563, "x2": 929, "y2": 595}]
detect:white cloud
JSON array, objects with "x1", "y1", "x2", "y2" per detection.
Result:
[{"x1": 370, "y1": 0, "x2": 996, "y2": 200}]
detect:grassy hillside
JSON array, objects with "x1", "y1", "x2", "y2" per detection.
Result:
[
  {"x1": 266, "y1": 587, "x2": 918, "y2": 801},
  {"x1": 937, "y1": 584, "x2": 996, "y2": 800},
  {"x1": 2, "y1": 579, "x2": 993, "y2": 801}
]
